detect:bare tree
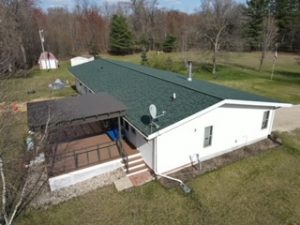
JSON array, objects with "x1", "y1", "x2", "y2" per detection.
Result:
[
  {"x1": 0, "y1": 0, "x2": 40, "y2": 77},
  {"x1": 0, "y1": 108, "x2": 50, "y2": 225},
  {"x1": 0, "y1": 71, "x2": 50, "y2": 225},
  {"x1": 258, "y1": 7, "x2": 278, "y2": 72},
  {"x1": 198, "y1": 0, "x2": 237, "y2": 76}
]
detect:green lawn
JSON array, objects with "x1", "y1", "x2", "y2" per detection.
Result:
[
  {"x1": 103, "y1": 51, "x2": 300, "y2": 104},
  {"x1": 17, "y1": 129, "x2": 300, "y2": 225},
  {"x1": 1, "y1": 61, "x2": 76, "y2": 103},
  {"x1": 1, "y1": 51, "x2": 300, "y2": 224},
  {"x1": 1, "y1": 51, "x2": 299, "y2": 104}
]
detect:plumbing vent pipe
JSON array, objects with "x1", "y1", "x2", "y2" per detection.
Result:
[
  {"x1": 187, "y1": 60, "x2": 192, "y2": 82},
  {"x1": 172, "y1": 92, "x2": 176, "y2": 100}
]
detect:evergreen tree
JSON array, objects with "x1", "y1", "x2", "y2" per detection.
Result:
[
  {"x1": 109, "y1": 15, "x2": 133, "y2": 55},
  {"x1": 162, "y1": 35, "x2": 177, "y2": 52},
  {"x1": 140, "y1": 48, "x2": 148, "y2": 65},
  {"x1": 244, "y1": 0, "x2": 270, "y2": 50},
  {"x1": 275, "y1": 0, "x2": 300, "y2": 51},
  {"x1": 88, "y1": 40, "x2": 99, "y2": 57}
]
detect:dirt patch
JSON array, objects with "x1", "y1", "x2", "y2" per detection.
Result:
[
  {"x1": 159, "y1": 138, "x2": 280, "y2": 188},
  {"x1": 0, "y1": 97, "x2": 63, "y2": 113}
]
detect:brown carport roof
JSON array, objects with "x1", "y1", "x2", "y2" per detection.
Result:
[{"x1": 27, "y1": 93, "x2": 126, "y2": 131}]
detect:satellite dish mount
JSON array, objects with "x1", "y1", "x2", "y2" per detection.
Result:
[{"x1": 149, "y1": 104, "x2": 166, "y2": 131}]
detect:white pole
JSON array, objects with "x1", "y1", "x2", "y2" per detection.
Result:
[{"x1": 39, "y1": 29, "x2": 45, "y2": 53}]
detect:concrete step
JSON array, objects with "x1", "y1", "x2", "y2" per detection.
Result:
[
  {"x1": 123, "y1": 162, "x2": 147, "y2": 173},
  {"x1": 127, "y1": 159, "x2": 144, "y2": 168},
  {"x1": 122, "y1": 153, "x2": 151, "y2": 176},
  {"x1": 127, "y1": 153, "x2": 142, "y2": 162}
]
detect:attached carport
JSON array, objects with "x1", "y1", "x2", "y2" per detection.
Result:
[{"x1": 27, "y1": 93, "x2": 135, "y2": 176}]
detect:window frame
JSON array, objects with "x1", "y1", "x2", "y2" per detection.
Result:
[
  {"x1": 261, "y1": 111, "x2": 270, "y2": 129},
  {"x1": 203, "y1": 125, "x2": 213, "y2": 148}
]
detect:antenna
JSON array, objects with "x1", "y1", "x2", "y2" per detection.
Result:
[
  {"x1": 39, "y1": 29, "x2": 45, "y2": 52},
  {"x1": 149, "y1": 104, "x2": 166, "y2": 131}
]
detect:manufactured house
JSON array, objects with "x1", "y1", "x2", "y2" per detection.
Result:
[
  {"x1": 38, "y1": 51, "x2": 58, "y2": 70},
  {"x1": 27, "y1": 59, "x2": 291, "y2": 191},
  {"x1": 70, "y1": 59, "x2": 290, "y2": 173}
]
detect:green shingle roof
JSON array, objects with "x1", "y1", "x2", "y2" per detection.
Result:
[{"x1": 69, "y1": 59, "x2": 277, "y2": 136}]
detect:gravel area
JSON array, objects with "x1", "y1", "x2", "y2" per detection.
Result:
[
  {"x1": 273, "y1": 105, "x2": 300, "y2": 132},
  {"x1": 31, "y1": 168, "x2": 126, "y2": 208}
]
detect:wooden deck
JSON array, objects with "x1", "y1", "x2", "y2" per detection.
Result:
[{"x1": 47, "y1": 133, "x2": 138, "y2": 177}]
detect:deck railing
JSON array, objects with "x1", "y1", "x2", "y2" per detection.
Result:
[{"x1": 47, "y1": 140, "x2": 120, "y2": 177}]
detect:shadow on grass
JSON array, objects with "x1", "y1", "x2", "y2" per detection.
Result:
[
  {"x1": 195, "y1": 63, "x2": 257, "y2": 81},
  {"x1": 276, "y1": 70, "x2": 300, "y2": 79}
]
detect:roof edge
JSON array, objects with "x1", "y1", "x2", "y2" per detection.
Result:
[
  {"x1": 224, "y1": 99, "x2": 292, "y2": 108},
  {"x1": 146, "y1": 99, "x2": 291, "y2": 140},
  {"x1": 147, "y1": 100, "x2": 226, "y2": 140}
]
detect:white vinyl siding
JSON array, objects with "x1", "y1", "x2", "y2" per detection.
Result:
[{"x1": 155, "y1": 105, "x2": 274, "y2": 174}]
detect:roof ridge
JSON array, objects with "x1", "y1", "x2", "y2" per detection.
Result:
[{"x1": 102, "y1": 59, "x2": 223, "y2": 101}]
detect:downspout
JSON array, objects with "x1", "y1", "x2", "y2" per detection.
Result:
[
  {"x1": 152, "y1": 138, "x2": 191, "y2": 194},
  {"x1": 155, "y1": 172, "x2": 191, "y2": 194},
  {"x1": 152, "y1": 138, "x2": 157, "y2": 172}
]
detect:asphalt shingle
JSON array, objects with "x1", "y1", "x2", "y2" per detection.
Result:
[{"x1": 69, "y1": 59, "x2": 277, "y2": 136}]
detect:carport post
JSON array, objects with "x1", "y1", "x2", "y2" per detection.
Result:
[{"x1": 118, "y1": 117, "x2": 127, "y2": 166}]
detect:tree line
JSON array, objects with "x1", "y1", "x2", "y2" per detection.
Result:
[{"x1": 0, "y1": 0, "x2": 299, "y2": 76}]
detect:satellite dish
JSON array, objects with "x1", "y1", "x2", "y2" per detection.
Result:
[{"x1": 149, "y1": 104, "x2": 157, "y2": 119}]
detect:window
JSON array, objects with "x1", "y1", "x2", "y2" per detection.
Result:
[
  {"x1": 261, "y1": 111, "x2": 270, "y2": 129},
  {"x1": 204, "y1": 126, "x2": 213, "y2": 147}
]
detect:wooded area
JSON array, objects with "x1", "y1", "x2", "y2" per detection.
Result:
[{"x1": 0, "y1": 0, "x2": 299, "y2": 75}]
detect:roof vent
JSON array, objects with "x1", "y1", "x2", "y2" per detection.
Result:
[
  {"x1": 187, "y1": 60, "x2": 192, "y2": 82},
  {"x1": 172, "y1": 92, "x2": 176, "y2": 101}
]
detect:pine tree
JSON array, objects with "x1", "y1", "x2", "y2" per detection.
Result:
[
  {"x1": 88, "y1": 40, "x2": 99, "y2": 57},
  {"x1": 244, "y1": 0, "x2": 270, "y2": 50},
  {"x1": 140, "y1": 48, "x2": 148, "y2": 65},
  {"x1": 275, "y1": 0, "x2": 300, "y2": 51},
  {"x1": 109, "y1": 15, "x2": 133, "y2": 55},
  {"x1": 162, "y1": 35, "x2": 177, "y2": 53}
]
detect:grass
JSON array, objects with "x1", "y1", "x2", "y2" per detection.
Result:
[
  {"x1": 103, "y1": 51, "x2": 300, "y2": 104},
  {"x1": 17, "y1": 129, "x2": 300, "y2": 225},
  {"x1": 1, "y1": 51, "x2": 299, "y2": 104},
  {"x1": 1, "y1": 51, "x2": 299, "y2": 224},
  {"x1": 1, "y1": 61, "x2": 76, "y2": 103}
]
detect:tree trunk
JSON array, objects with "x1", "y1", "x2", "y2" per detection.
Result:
[
  {"x1": 212, "y1": 42, "x2": 217, "y2": 76},
  {"x1": 258, "y1": 48, "x2": 266, "y2": 72},
  {"x1": 20, "y1": 43, "x2": 27, "y2": 69}
]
